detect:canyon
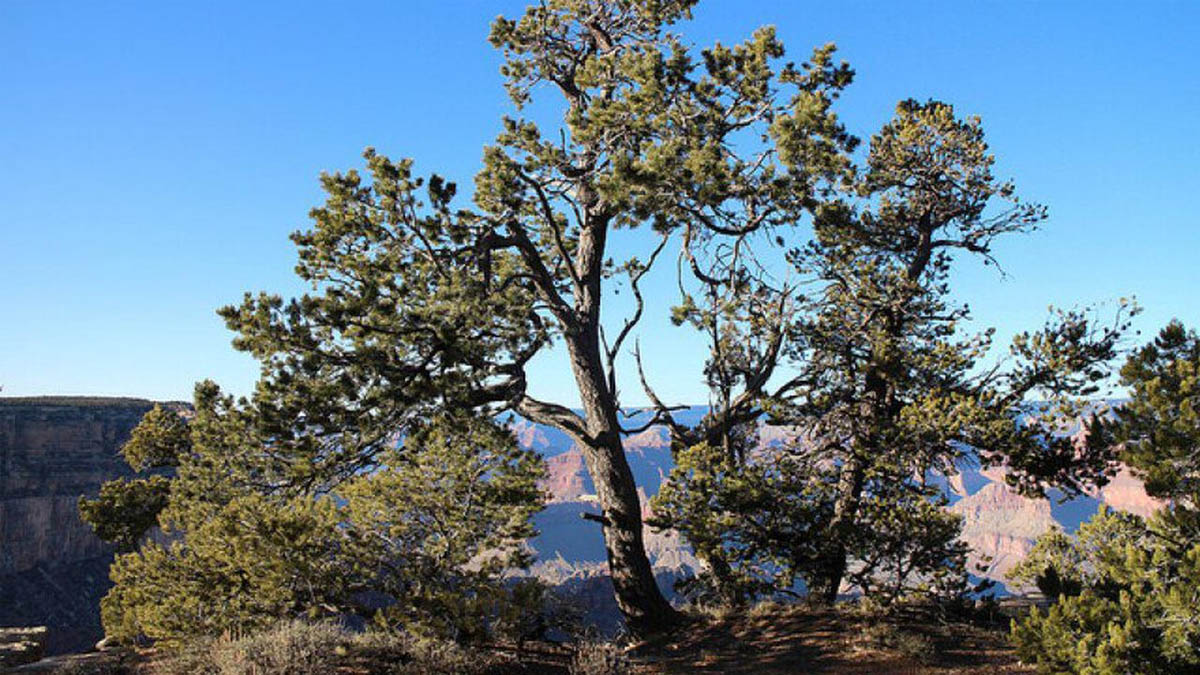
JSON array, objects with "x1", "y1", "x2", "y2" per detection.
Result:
[{"x1": 0, "y1": 397, "x2": 157, "y2": 654}]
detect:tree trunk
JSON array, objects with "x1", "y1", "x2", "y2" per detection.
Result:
[
  {"x1": 581, "y1": 426, "x2": 681, "y2": 635},
  {"x1": 561, "y1": 217, "x2": 680, "y2": 636},
  {"x1": 564, "y1": 331, "x2": 680, "y2": 634},
  {"x1": 818, "y1": 453, "x2": 866, "y2": 604}
]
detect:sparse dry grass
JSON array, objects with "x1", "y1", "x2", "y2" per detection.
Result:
[
  {"x1": 38, "y1": 602, "x2": 1033, "y2": 675},
  {"x1": 569, "y1": 640, "x2": 630, "y2": 675},
  {"x1": 627, "y1": 601, "x2": 1033, "y2": 674}
]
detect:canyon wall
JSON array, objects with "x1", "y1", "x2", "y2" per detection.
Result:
[{"x1": 0, "y1": 397, "x2": 156, "y2": 653}]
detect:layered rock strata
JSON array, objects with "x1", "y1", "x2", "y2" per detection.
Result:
[{"x1": 0, "y1": 397, "x2": 158, "y2": 654}]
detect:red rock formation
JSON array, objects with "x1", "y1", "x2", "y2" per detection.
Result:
[
  {"x1": 1099, "y1": 465, "x2": 1164, "y2": 518},
  {"x1": 951, "y1": 482, "x2": 1059, "y2": 581},
  {"x1": 541, "y1": 447, "x2": 593, "y2": 503}
]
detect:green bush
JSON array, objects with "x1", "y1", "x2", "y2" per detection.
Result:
[
  {"x1": 1009, "y1": 508, "x2": 1200, "y2": 674},
  {"x1": 1011, "y1": 323, "x2": 1200, "y2": 674},
  {"x1": 89, "y1": 385, "x2": 545, "y2": 647}
]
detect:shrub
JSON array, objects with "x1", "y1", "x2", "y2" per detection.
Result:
[
  {"x1": 157, "y1": 621, "x2": 513, "y2": 675},
  {"x1": 1009, "y1": 508, "x2": 1200, "y2": 674},
  {"x1": 91, "y1": 390, "x2": 546, "y2": 647},
  {"x1": 852, "y1": 622, "x2": 936, "y2": 664},
  {"x1": 570, "y1": 641, "x2": 630, "y2": 675},
  {"x1": 157, "y1": 621, "x2": 347, "y2": 675}
]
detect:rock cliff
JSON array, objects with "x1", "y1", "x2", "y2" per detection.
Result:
[{"x1": 0, "y1": 397, "x2": 158, "y2": 653}]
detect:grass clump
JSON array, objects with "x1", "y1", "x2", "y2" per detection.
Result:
[
  {"x1": 850, "y1": 622, "x2": 936, "y2": 664},
  {"x1": 569, "y1": 640, "x2": 630, "y2": 675},
  {"x1": 155, "y1": 620, "x2": 511, "y2": 675},
  {"x1": 159, "y1": 620, "x2": 347, "y2": 675}
]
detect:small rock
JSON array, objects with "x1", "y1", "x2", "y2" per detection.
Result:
[{"x1": 0, "y1": 627, "x2": 48, "y2": 667}]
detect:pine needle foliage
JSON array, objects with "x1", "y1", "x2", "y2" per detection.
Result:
[{"x1": 1011, "y1": 322, "x2": 1200, "y2": 674}]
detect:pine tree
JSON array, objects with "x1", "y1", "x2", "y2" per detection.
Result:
[
  {"x1": 217, "y1": 0, "x2": 858, "y2": 634},
  {"x1": 88, "y1": 383, "x2": 545, "y2": 646},
  {"x1": 1011, "y1": 322, "x2": 1200, "y2": 673},
  {"x1": 651, "y1": 100, "x2": 1135, "y2": 605}
]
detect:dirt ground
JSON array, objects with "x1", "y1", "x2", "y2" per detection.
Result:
[
  {"x1": 627, "y1": 603, "x2": 1033, "y2": 674},
  {"x1": 7, "y1": 603, "x2": 1033, "y2": 674}
]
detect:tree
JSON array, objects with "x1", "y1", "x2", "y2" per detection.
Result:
[
  {"x1": 651, "y1": 100, "x2": 1135, "y2": 604},
  {"x1": 218, "y1": 0, "x2": 860, "y2": 634},
  {"x1": 79, "y1": 404, "x2": 187, "y2": 552},
  {"x1": 1010, "y1": 508, "x2": 1200, "y2": 674},
  {"x1": 1011, "y1": 322, "x2": 1200, "y2": 673},
  {"x1": 1112, "y1": 320, "x2": 1200, "y2": 504},
  {"x1": 89, "y1": 383, "x2": 545, "y2": 646}
]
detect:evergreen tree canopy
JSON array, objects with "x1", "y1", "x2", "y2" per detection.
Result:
[
  {"x1": 87, "y1": 383, "x2": 545, "y2": 646},
  {"x1": 651, "y1": 97, "x2": 1135, "y2": 604},
  {"x1": 1112, "y1": 320, "x2": 1200, "y2": 504},
  {"x1": 83, "y1": 0, "x2": 1143, "y2": 637},
  {"x1": 1011, "y1": 323, "x2": 1200, "y2": 673},
  {"x1": 213, "y1": 0, "x2": 862, "y2": 633}
]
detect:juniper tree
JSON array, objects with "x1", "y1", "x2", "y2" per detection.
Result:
[
  {"x1": 784, "y1": 100, "x2": 1136, "y2": 602},
  {"x1": 218, "y1": 0, "x2": 858, "y2": 633}
]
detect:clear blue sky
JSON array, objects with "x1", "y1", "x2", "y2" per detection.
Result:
[{"x1": 1, "y1": 1, "x2": 1197, "y2": 406}]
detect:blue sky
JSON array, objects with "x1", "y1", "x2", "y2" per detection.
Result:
[{"x1": 1, "y1": 1, "x2": 1196, "y2": 406}]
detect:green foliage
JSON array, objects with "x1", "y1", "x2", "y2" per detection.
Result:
[
  {"x1": 93, "y1": 385, "x2": 545, "y2": 647},
  {"x1": 77, "y1": 476, "x2": 170, "y2": 553},
  {"x1": 1011, "y1": 323, "x2": 1200, "y2": 674},
  {"x1": 649, "y1": 439, "x2": 830, "y2": 605},
  {"x1": 1006, "y1": 527, "x2": 1085, "y2": 599},
  {"x1": 103, "y1": 493, "x2": 351, "y2": 647},
  {"x1": 845, "y1": 486, "x2": 970, "y2": 604},
  {"x1": 652, "y1": 439, "x2": 970, "y2": 605},
  {"x1": 654, "y1": 96, "x2": 1133, "y2": 607},
  {"x1": 1010, "y1": 508, "x2": 1200, "y2": 674},
  {"x1": 1112, "y1": 320, "x2": 1200, "y2": 503},
  {"x1": 79, "y1": 403, "x2": 189, "y2": 552},
  {"x1": 81, "y1": 0, "x2": 1143, "y2": 636},
  {"x1": 340, "y1": 413, "x2": 545, "y2": 641},
  {"x1": 204, "y1": 0, "x2": 871, "y2": 632},
  {"x1": 120, "y1": 404, "x2": 190, "y2": 471}
]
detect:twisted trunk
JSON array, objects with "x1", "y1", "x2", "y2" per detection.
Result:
[{"x1": 561, "y1": 212, "x2": 680, "y2": 635}]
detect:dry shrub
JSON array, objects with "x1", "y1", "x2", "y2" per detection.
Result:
[
  {"x1": 157, "y1": 621, "x2": 511, "y2": 675},
  {"x1": 157, "y1": 620, "x2": 346, "y2": 674},
  {"x1": 569, "y1": 640, "x2": 630, "y2": 675},
  {"x1": 851, "y1": 622, "x2": 935, "y2": 664}
]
